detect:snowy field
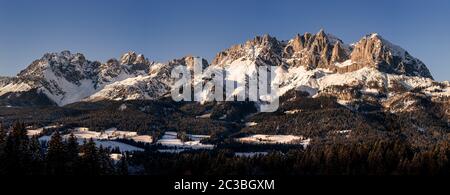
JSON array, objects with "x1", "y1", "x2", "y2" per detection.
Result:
[
  {"x1": 35, "y1": 127, "x2": 153, "y2": 153},
  {"x1": 110, "y1": 153, "x2": 123, "y2": 161},
  {"x1": 94, "y1": 140, "x2": 144, "y2": 152},
  {"x1": 38, "y1": 129, "x2": 214, "y2": 153},
  {"x1": 38, "y1": 135, "x2": 144, "y2": 152},
  {"x1": 27, "y1": 128, "x2": 44, "y2": 137},
  {"x1": 157, "y1": 131, "x2": 215, "y2": 152},
  {"x1": 26, "y1": 125, "x2": 63, "y2": 137},
  {"x1": 65, "y1": 127, "x2": 152, "y2": 143},
  {"x1": 236, "y1": 134, "x2": 311, "y2": 147},
  {"x1": 284, "y1": 109, "x2": 302, "y2": 114},
  {"x1": 245, "y1": 122, "x2": 258, "y2": 127},
  {"x1": 31, "y1": 127, "x2": 313, "y2": 154},
  {"x1": 196, "y1": 113, "x2": 212, "y2": 119}
]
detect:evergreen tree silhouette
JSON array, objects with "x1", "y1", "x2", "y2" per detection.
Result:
[
  {"x1": 4, "y1": 122, "x2": 31, "y2": 174},
  {"x1": 79, "y1": 139, "x2": 100, "y2": 175},
  {"x1": 46, "y1": 131, "x2": 67, "y2": 175},
  {"x1": 66, "y1": 133, "x2": 79, "y2": 174}
]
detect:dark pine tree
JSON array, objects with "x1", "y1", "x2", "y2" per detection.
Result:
[
  {"x1": 0, "y1": 124, "x2": 6, "y2": 174},
  {"x1": 46, "y1": 131, "x2": 67, "y2": 175},
  {"x1": 117, "y1": 155, "x2": 129, "y2": 175},
  {"x1": 79, "y1": 138, "x2": 101, "y2": 175},
  {"x1": 4, "y1": 122, "x2": 31, "y2": 175},
  {"x1": 65, "y1": 133, "x2": 79, "y2": 174},
  {"x1": 29, "y1": 136, "x2": 44, "y2": 174},
  {"x1": 98, "y1": 146, "x2": 114, "y2": 175}
]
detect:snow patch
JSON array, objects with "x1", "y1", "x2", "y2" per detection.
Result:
[
  {"x1": 118, "y1": 104, "x2": 127, "y2": 111},
  {"x1": 94, "y1": 140, "x2": 144, "y2": 152},
  {"x1": 245, "y1": 122, "x2": 258, "y2": 127},
  {"x1": 236, "y1": 134, "x2": 307, "y2": 145},
  {"x1": 284, "y1": 109, "x2": 301, "y2": 114},
  {"x1": 64, "y1": 127, "x2": 153, "y2": 144},
  {"x1": 27, "y1": 128, "x2": 44, "y2": 137},
  {"x1": 110, "y1": 153, "x2": 123, "y2": 161},
  {"x1": 334, "y1": 60, "x2": 354, "y2": 67},
  {"x1": 157, "y1": 131, "x2": 215, "y2": 150},
  {"x1": 196, "y1": 113, "x2": 212, "y2": 119}
]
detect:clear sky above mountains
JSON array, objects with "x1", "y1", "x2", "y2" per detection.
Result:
[{"x1": 0, "y1": 0, "x2": 449, "y2": 81}]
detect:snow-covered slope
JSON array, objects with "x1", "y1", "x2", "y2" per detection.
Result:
[{"x1": 87, "y1": 75, "x2": 168, "y2": 101}]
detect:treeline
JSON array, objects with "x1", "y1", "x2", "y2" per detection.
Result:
[
  {"x1": 132, "y1": 137, "x2": 449, "y2": 176},
  {"x1": 1, "y1": 122, "x2": 449, "y2": 176},
  {"x1": 0, "y1": 122, "x2": 128, "y2": 175}
]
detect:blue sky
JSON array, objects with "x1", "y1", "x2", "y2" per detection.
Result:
[{"x1": 0, "y1": 0, "x2": 449, "y2": 81}]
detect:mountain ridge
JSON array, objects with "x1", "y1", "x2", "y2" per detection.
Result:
[{"x1": 0, "y1": 30, "x2": 447, "y2": 109}]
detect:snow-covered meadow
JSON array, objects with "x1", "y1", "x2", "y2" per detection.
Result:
[
  {"x1": 35, "y1": 127, "x2": 151, "y2": 153},
  {"x1": 67, "y1": 127, "x2": 153, "y2": 144},
  {"x1": 156, "y1": 131, "x2": 215, "y2": 153},
  {"x1": 33, "y1": 127, "x2": 215, "y2": 153},
  {"x1": 236, "y1": 134, "x2": 311, "y2": 148}
]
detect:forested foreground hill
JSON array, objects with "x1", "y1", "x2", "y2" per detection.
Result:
[{"x1": 0, "y1": 122, "x2": 448, "y2": 175}]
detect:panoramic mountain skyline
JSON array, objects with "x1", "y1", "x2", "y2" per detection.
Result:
[
  {"x1": 0, "y1": 30, "x2": 441, "y2": 106},
  {"x1": 0, "y1": 0, "x2": 449, "y2": 81},
  {"x1": 1, "y1": 29, "x2": 449, "y2": 177},
  {"x1": 0, "y1": 0, "x2": 449, "y2": 180}
]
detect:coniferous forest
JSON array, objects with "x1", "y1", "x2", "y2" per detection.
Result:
[
  {"x1": 0, "y1": 122, "x2": 126, "y2": 175},
  {"x1": 1, "y1": 121, "x2": 448, "y2": 176}
]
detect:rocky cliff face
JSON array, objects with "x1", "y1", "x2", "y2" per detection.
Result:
[
  {"x1": 212, "y1": 29, "x2": 350, "y2": 71},
  {"x1": 350, "y1": 34, "x2": 433, "y2": 78},
  {"x1": 211, "y1": 30, "x2": 433, "y2": 79},
  {"x1": 283, "y1": 29, "x2": 348, "y2": 69}
]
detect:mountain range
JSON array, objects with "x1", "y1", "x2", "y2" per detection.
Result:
[{"x1": 0, "y1": 30, "x2": 448, "y2": 111}]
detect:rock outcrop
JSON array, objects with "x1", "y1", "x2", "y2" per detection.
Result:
[{"x1": 350, "y1": 34, "x2": 433, "y2": 78}]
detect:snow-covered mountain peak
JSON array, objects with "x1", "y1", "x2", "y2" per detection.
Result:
[{"x1": 17, "y1": 51, "x2": 97, "y2": 84}]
